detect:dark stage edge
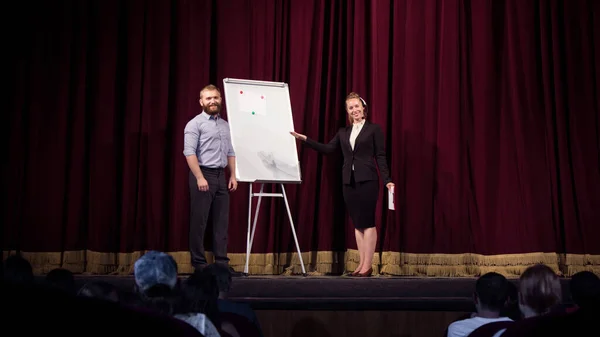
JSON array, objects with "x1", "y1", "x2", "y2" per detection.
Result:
[{"x1": 69, "y1": 275, "x2": 574, "y2": 312}]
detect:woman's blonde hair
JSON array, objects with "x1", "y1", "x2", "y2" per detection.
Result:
[
  {"x1": 519, "y1": 264, "x2": 562, "y2": 315},
  {"x1": 346, "y1": 92, "x2": 367, "y2": 123}
]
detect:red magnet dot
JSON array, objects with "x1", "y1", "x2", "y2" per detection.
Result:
[
  {"x1": 240, "y1": 91, "x2": 243, "y2": 94},
  {"x1": 261, "y1": 96, "x2": 264, "y2": 99}
]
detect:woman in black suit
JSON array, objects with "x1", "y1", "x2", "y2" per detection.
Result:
[{"x1": 290, "y1": 92, "x2": 394, "y2": 277}]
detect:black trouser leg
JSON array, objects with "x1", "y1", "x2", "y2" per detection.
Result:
[
  {"x1": 189, "y1": 170, "x2": 213, "y2": 268},
  {"x1": 211, "y1": 171, "x2": 230, "y2": 264}
]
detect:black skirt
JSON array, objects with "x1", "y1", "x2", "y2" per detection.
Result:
[{"x1": 343, "y1": 172, "x2": 380, "y2": 229}]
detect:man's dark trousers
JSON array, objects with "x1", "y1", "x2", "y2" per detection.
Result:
[{"x1": 189, "y1": 166, "x2": 230, "y2": 269}]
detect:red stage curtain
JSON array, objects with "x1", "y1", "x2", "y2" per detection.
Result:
[{"x1": 3, "y1": 0, "x2": 599, "y2": 276}]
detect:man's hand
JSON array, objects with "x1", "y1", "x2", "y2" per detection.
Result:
[
  {"x1": 197, "y1": 177, "x2": 209, "y2": 192},
  {"x1": 228, "y1": 176, "x2": 238, "y2": 192}
]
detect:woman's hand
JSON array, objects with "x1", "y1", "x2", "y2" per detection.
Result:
[
  {"x1": 386, "y1": 182, "x2": 395, "y2": 191},
  {"x1": 290, "y1": 131, "x2": 307, "y2": 141}
]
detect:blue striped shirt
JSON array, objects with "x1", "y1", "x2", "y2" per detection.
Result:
[{"x1": 183, "y1": 112, "x2": 235, "y2": 168}]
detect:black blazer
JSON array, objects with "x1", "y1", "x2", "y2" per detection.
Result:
[{"x1": 304, "y1": 121, "x2": 392, "y2": 186}]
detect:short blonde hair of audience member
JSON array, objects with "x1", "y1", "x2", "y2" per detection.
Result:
[{"x1": 518, "y1": 264, "x2": 562, "y2": 317}]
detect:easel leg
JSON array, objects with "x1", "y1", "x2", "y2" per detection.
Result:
[
  {"x1": 244, "y1": 183, "x2": 253, "y2": 274},
  {"x1": 280, "y1": 184, "x2": 307, "y2": 276},
  {"x1": 244, "y1": 183, "x2": 264, "y2": 275},
  {"x1": 248, "y1": 184, "x2": 264, "y2": 264}
]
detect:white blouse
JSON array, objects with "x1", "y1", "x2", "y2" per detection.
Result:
[
  {"x1": 349, "y1": 120, "x2": 365, "y2": 150},
  {"x1": 349, "y1": 120, "x2": 365, "y2": 171}
]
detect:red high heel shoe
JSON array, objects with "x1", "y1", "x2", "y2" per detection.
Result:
[{"x1": 357, "y1": 268, "x2": 373, "y2": 277}]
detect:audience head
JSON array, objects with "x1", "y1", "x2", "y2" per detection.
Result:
[
  {"x1": 45, "y1": 268, "x2": 75, "y2": 294},
  {"x1": 204, "y1": 263, "x2": 232, "y2": 299},
  {"x1": 518, "y1": 264, "x2": 562, "y2": 318},
  {"x1": 134, "y1": 251, "x2": 178, "y2": 294},
  {"x1": 188, "y1": 267, "x2": 220, "y2": 299},
  {"x1": 569, "y1": 271, "x2": 600, "y2": 311},
  {"x1": 78, "y1": 281, "x2": 120, "y2": 303},
  {"x1": 3, "y1": 254, "x2": 34, "y2": 284},
  {"x1": 501, "y1": 280, "x2": 522, "y2": 320},
  {"x1": 474, "y1": 272, "x2": 510, "y2": 313},
  {"x1": 133, "y1": 251, "x2": 180, "y2": 315},
  {"x1": 177, "y1": 280, "x2": 209, "y2": 313},
  {"x1": 182, "y1": 266, "x2": 222, "y2": 327}
]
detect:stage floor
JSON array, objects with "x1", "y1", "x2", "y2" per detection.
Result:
[{"x1": 70, "y1": 275, "x2": 574, "y2": 311}]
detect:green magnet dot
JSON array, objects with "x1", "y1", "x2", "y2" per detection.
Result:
[{"x1": 252, "y1": 111, "x2": 255, "y2": 115}]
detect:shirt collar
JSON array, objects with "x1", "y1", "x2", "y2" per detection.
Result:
[
  {"x1": 353, "y1": 119, "x2": 366, "y2": 127},
  {"x1": 201, "y1": 111, "x2": 219, "y2": 120}
]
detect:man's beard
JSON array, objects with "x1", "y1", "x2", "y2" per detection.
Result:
[{"x1": 204, "y1": 103, "x2": 221, "y2": 115}]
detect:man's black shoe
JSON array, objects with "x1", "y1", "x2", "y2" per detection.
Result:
[{"x1": 229, "y1": 267, "x2": 244, "y2": 277}]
